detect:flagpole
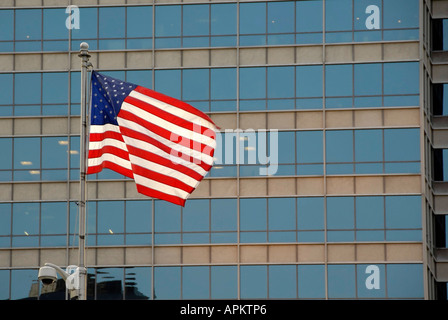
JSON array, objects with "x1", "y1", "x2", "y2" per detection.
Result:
[{"x1": 78, "y1": 42, "x2": 91, "y2": 300}]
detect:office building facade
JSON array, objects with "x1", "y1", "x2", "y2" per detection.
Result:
[{"x1": 0, "y1": 0, "x2": 446, "y2": 299}]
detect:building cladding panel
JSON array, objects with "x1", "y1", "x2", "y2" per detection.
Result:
[{"x1": 0, "y1": 0, "x2": 446, "y2": 300}]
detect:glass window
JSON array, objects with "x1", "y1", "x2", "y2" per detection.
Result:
[
  {"x1": 71, "y1": 8, "x2": 97, "y2": 40},
  {"x1": 239, "y1": 67, "x2": 266, "y2": 100},
  {"x1": 154, "y1": 267, "x2": 181, "y2": 299},
  {"x1": 97, "y1": 201, "x2": 124, "y2": 235},
  {"x1": 240, "y1": 2, "x2": 266, "y2": 35},
  {"x1": 296, "y1": 0, "x2": 323, "y2": 44},
  {"x1": 0, "y1": 203, "x2": 11, "y2": 237},
  {"x1": 240, "y1": 198, "x2": 266, "y2": 231},
  {"x1": 385, "y1": 196, "x2": 421, "y2": 229},
  {"x1": 355, "y1": 129, "x2": 383, "y2": 162},
  {"x1": 43, "y1": 8, "x2": 67, "y2": 40},
  {"x1": 240, "y1": 265, "x2": 267, "y2": 299},
  {"x1": 183, "y1": 199, "x2": 209, "y2": 232},
  {"x1": 326, "y1": 130, "x2": 353, "y2": 162},
  {"x1": 11, "y1": 269, "x2": 37, "y2": 300},
  {"x1": 384, "y1": 129, "x2": 420, "y2": 162},
  {"x1": 0, "y1": 74, "x2": 13, "y2": 105},
  {"x1": 327, "y1": 197, "x2": 355, "y2": 229},
  {"x1": 155, "y1": 70, "x2": 181, "y2": 100},
  {"x1": 325, "y1": 0, "x2": 352, "y2": 32},
  {"x1": 384, "y1": 62, "x2": 419, "y2": 95},
  {"x1": 268, "y1": 2, "x2": 294, "y2": 34},
  {"x1": 125, "y1": 267, "x2": 151, "y2": 300},
  {"x1": 211, "y1": 68, "x2": 236, "y2": 100},
  {"x1": 328, "y1": 264, "x2": 356, "y2": 298},
  {"x1": 127, "y1": 6, "x2": 152, "y2": 38},
  {"x1": 211, "y1": 266, "x2": 237, "y2": 299},
  {"x1": 297, "y1": 65, "x2": 323, "y2": 98},
  {"x1": 126, "y1": 70, "x2": 152, "y2": 90},
  {"x1": 297, "y1": 131, "x2": 323, "y2": 164},
  {"x1": 99, "y1": 7, "x2": 125, "y2": 39},
  {"x1": 0, "y1": 138, "x2": 12, "y2": 170},
  {"x1": 326, "y1": 64, "x2": 353, "y2": 97},
  {"x1": 183, "y1": 5, "x2": 209, "y2": 36},
  {"x1": 13, "y1": 203, "x2": 39, "y2": 236},
  {"x1": 356, "y1": 196, "x2": 384, "y2": 230},
  {"x1": 15, "y1": 9, "x2": 42, "y2": 41},
  {"x1": 383, "y1": 0, "x2": 419, "y2": 29},
  {"x1": 14, "y1": 137, "x2": 40, "y2": 169},
  {"x1": 211, "y1": 198, "x2": 237, "y2": 242},
  {"x1": 269, "y1": 265, "x2": 297, "y2": 298},
  {"x1": 182, "y1": 69, "x2": 209, "y2": 101},
  {"x1": 268, "y1": 198, "x2": 295, "y2": 231},
  {"x1": 183, "y1": 266, "x2": 209, "y2": 299},
  {"x1": 155, "y1": 200, "x2": 181, "y2": 232},
  {"x1": 96, "y1": 268, "x2": 123, "y2": 300},
  {"x1": 211, "y1": 4, "x2": 236, "y2": 35},
  {"x1": 155, "y1": 5, "x2": 181, "y2": 37},
  {"x1": 357, "y1": 264, "x2": 386, "y2": 298},
  {"x1": 297, "y1": 197, "x2": 324, "y2": 230},
  {"x1": 0, "y1": 270, "x2": 9, "y2": 299},
  {"x1": 42, "y1": 137, "x2": 68, "y2": 169},
  {"x1": 15, "y1": 73, "x2": 41, "y2": 105},
  {"x1": 386, "y1": 264, "x2": 423, "y2": 298},
  {"x1": 0, "y1": 10, "x2": 13, "y2": 41},
  {"x1": 41, "y1": 202, "x2": 66, "y2": 235},
  {"x1": 354, "y1": 64, "x2": 382, "y2": 96},
  {"x1": 126, "y1": 201, "x2": 152, "y2": 234},
  {"x1": 267, "y1": 66, "x2": 294, "y2": 99},
  {"x1": 298, "y1": 265, "x2": 325, "y2": 298}
]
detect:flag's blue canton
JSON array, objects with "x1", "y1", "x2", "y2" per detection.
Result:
[{"x1": 91, "y1": 71, "x2": 137, "y2": 126}]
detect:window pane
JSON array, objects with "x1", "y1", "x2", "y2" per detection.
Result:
[
  {"x1": 211, "y1": 266, "x2": 237, "y2": 299},
  {"x1": 296, "y1": 0, "x2": 323, "y2": 33},
  {"x1": 384, "y1": 62, "x2": 419, "y2": 95},
  {"x1": 0, "y1": 138, "x2": 12, "y2": 170},
  {"x1": 268, "y1": 198, "x2": 295, "y2": 231},
  {"x1": 211, "y1": 68, "x2": 236, "y2": 100},
  {"x1": 42, "y1": 137, "x2": 68, "y2": 169},
  {"x1": 15, "y1": 73, "x2": 41, "y2": 105},
  {"x1": 240, "y1": 198, "x2": 267, "y2": 231},
  {"x1": 0, "y1": 10, "x2": 13, "y2": 41},
  {"x1": 182, "y1": 69, "x2": 209, "y2": 101},
  {"x1": 127, "y1": 6, "x2": 152, "y2": 38},
  {"x1": 14, "y1": 137, "x2": 40, "y2": 169},
  {"x1": 41, "y1": 202, "x2": 66, "y2": 235},
  {"x1": 240, "y1": 3, "x2": 266, "y2": 35},
  {"x1": 328, "y1": 264, "x2": 356, "y2": 298},
  {"x1": 98, "y1": 201, "x2": 124, "y2": 234},
  {"x1": 268, "y1": 2, "x2": 294, "y2": 34},
  {"x1": 268, "y1": 66, "x2": 294, "y2": 98},
  {"x1": 183, "y1": 5, "x2": 209, "y2": 36},
  {"x1": 356, "y1": 196, "x2": 384, "y2": 229},
  {"x1": 354, "y1": 64, "x2": 382, "y2": 96},
  {"x1": 240, "y1": 67, "x2": 266, "y2": 100},
  {"x1": 155, "y1": 6, "x2": 181, "y2": 37},
  {"x1": 357, "y1": 264, "x2": 386, "y2": 298},
  {"x1": 327, "y1": 197, "x2": 354, "y2": 229},
  {"x1": 326, "y1": 130, "x2": 353, "y2": 162},
  {"x1": 155, "y1": 200, "x2": 181, "y2": 232},
  {"x1": 384, "y1": 129, "x2": 420, "y2": 161},
  {"x1": 0, "y1": 74, "x2": 13, "y2": 105},
  {"x1": 96, "y1": 268, "x2": 123, "y2": 300},
  {"x1": 183, "y1": 199, "x2": 209, "y2": 232},
  {"x1": 11, "y1": 269, "x2": 37, "y2": 300},
  {"x1": 125, "y1": 267, "x2": 151, "y2": 300},
  {"x1": 297, "y1": 65, "x2": 323, "y2": 98},
  {"x1": 240, "y1": 265, "x2": 267, "y2": 299},
  {"x1": 16, "y1": 9, "x2": 41, "y2": 41},
  {"x1": 297, "y1": 131, "x2": 323, "y2": 164},
  {"x1": 383, "y1": 0, "x2": 419, "y2": 29},
  {"x1": 72, "y1": 8, "x2": 97, "y2": 40},
  {"x1": 325, "y1": 0, "x2": 352, "y2": 31},
  {"x1": 99, "y1": 7, "x2": 125, "y2": 38},
  {"x1": 386, "y1": 264, "x2": 423, "y2": 298},
  {"x1": 355, "y1": 129, "x2": 383, "y2": 162},
  {"x1": 183, "y1": 266, "x2": 209, "y2": 299},
  {"x1": 43, "y1": 8, "x2": 67, "y2": 40},
  {"x1": 154, "y1": 267, "x2": 180, "y2": 299},
  {"x1": 155, "y1": 70, "x2": 181, "y2": 99},
  {"x1": 298, "y1": 265, "x2": 325, "y2": 298},
  {"x1": 269, "y1": 265, "x2": 296, "y2": 298},
  {"x1": 211, "y1": 199, "x2": 237, "y2": 231},
  {"x1": 297, "y1": 197, "x2": 324, "y2": 230},
  {"x1": 126, "y1": 201, "x2": 152, "y2": 233},
  {"x1": 13, "y1": 203, "x2": 39, "y2": 236},
  {"x1": 326, "y1": 65, "x2": 353, "y2": 97},
  {"x1": 211, "y1": 4, "x2": 236, "y2": 35},
  {"x1": 385, "y1": 196, "x2": 421, "y2": 229}
]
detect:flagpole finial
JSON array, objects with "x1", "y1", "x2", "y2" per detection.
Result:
[{"x1": 78, "y1": 42, "x2": 91, "y2": 60}]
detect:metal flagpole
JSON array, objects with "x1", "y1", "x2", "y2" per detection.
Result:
[{"x1": 78, "y1": 42, "x2": 91, "y2": 300}]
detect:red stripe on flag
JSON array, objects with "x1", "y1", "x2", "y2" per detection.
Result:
[
  {"x1": 136, "y1": 184, "x2": 186, "y2": 206},
  {"x1": 87, "y1": 160, "x2": 134, "y2": 178}
]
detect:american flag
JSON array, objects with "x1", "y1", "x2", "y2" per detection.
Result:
[{"x1": 87, "y1": 70, "x2": 217, "y2": 206}]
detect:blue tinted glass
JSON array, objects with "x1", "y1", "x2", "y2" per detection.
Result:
[
  {"x1": 16, "y1": 9, "x2": 41, "y2": 41},
  {"x1": 297, "y1": 0, "x2": 322, "y2": 32},
  {"x1": 355, "y1": 129, "x2": 383, "y2": 162},
  {"x1": 326, "y1": 130, "x2": 353, "y2": 162},
  {"x1": 211, "y1": 68, "x2": 236, "y2": 100},
  {"x1": 211, "y1": 266, "x2": 237, "y2": 299},
  {"x1": 13, "y1": 203, "x2": 39, "y2": 235},
  {"x1": 154, "y1": 267, "x2": 180, "y2": 299},
  {"x1": 384, "y1": 62, "x2": 419, "y2": 95},
  {"x1": 99, "y1": 7, "x2": 125, "y2": 38},
  {"x1": 0, "y1": 138, "x2": 12, "y2": 170},
  {"x1": 155, "y1": 201, "x2": 181, "y2": 232},
  {"x1": 43, "y1": 73, "x2": 68, "y2": 104},
  {"x1": 42, "y1": 137, "x2": 67, "y2": 169},
  {"x1": 325, "y1": 0, "x2": 352, "y2": 31},
  {"x1": 95, "y1": 268, "x2": 123, "y2": 300},
  {"x1": 384, "y1": 129, "x2": 420, "y2": 161},
  {"x1": 125, "y1": 267, "x2": 151, "y2": 300},
  {"x1": 182, "y1": 69, "x2": 209, "y2": 101},
  {"x1": 298, "y1": 265, "x2": 325, "y2": 298},
  {"x1": 183, "y1": 266, "x2": 209, "y2": 299},
  {"x1": 240, "y1": 265, "x2": 267, "y2": 299},
  {"x1": 211, "y1": 4, "x2": 236, "y2": 35},
  {"x1": 72, "y1": 8, "x2": 97, "y2": 39},
  {"x1": 98, "y1": 201, "x2": 124, "y2": 234},
  {"x1": 43, "y1": 9, "x2": 67, "y2": 40},
  {"x1": 183, "y1": 5, "x2": 209, "y2": 36},
  {"x1": 328, "y1": 264, "x2": 356, "y2": 298},
  {"x1": 354, "y1": 64, "x2": 382, "y2": 96},
  {"x1": 356, "y1": 196, "x2": 384, "y2": 229},
  {"x1": 183, "y1": 199, "x2": 209, "y2": 232},
  {"x1": 269, "y1": 265, "x2": 296, "y2": 298},
  {"x1": 0, "y1": 74, "x2": 13, "y2": 105},
  {"x1": 11, "y1": 269, "x2": 37, "y2": 300},
  {"x1": 15, "y1": 73, "x2": 41, "y2": 105},
  {"x1": 385, "y1": 196, "x2": 421, "y2": 229},
  {"x1": 14, "y1": 137, "x2": 40, "y2": 169},
  {"x1": 354, "y1": 0, "x2": 382, "y2": 31},
  {"x1": 357, "y1": 264, "x2": 386, "y2": 298},
  {"x1": 155, "y1": 6, "x2": 181, "y2": 37},
  {"x1": 240, "y1": 198, "x2": 266, "y2": 231},
  {"x1": 211, "y1": 199, "x2": 237, "y2": 231},
  {"x1": 0, "y1": 10, "x2": 13, "y2": 41},
  {"x1": 126, "y1": 201, "x2": 152, "y2": 233},
  {"x1": 0, "y1": 204, "x2": 10, "y2": 236},
  {"x1": 155, "y1": 70, "x2": 181, "y2": 99},
  {"x1": 297, "y1": 197, "x2": 324, "y2": 230},
  {"x1": 0, "y1": 270, "x2": 9, "y2": 299},
  {"x1": 41, "y1": 202, "x2": 66, "y2": 235},
  {"x1": 268, "y1": 2, "x2": 294, "y2": 34},
  {"x1": 327, "y1": 197, "x2": 354, "y2": 229},
  {"x1": 326, "y1": 65, "x2": 353, "y2": 97},
  {"x1": 268, "y1": 198, "x2": 295, "y2": 231},
  {"x1": 384, "y1": 0, "x2": 419, "y2": 29},
  {"x1": 386, "y1": 264, "x2": 423, "y2": 298},
  {"x1": 297, "y1": 131, "x2": 323, "y2": 164},
  {"x1": 268, "y1": 67, "x2": 294, "y2": 98},
  {"x1": 127, "y1": 6, "x2": 152, "y2": 38},
  {"x1": 240, "y1": 68, "x2": 266, "y2": 99},
  {"x1": 277, "y1": 131, "x2": 295, "y2": 164},
  {"x1": 297, "y1": 65, "x2": 323, "y2": 98},
  {"x1": 126, "y1": 70, "x2": 152, "y2": 89},
  {"x1": 240, "y1": 3, "x2": 266, "y2": 35}
]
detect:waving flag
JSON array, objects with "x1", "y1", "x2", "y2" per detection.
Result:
[{"x1": 87, "y1": 71, "x2": 217, "y2": 206}]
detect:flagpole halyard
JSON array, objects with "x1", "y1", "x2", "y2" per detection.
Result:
[{"x1": 78, "y1": 42, "x2": 92, "y2": 300}]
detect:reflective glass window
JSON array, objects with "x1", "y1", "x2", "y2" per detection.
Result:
[
  {"x1": 327, "y1": 197, "x2": 355, "y2": 229},
  {"x1": 298, "y1": 265, "x2": 325, "y2": 298},
  {"x1": 71, "y1": 8, "x2": 97, "y2": 40},
  {"x1": 127, "y1": 6, "x2": 153, "y2": 38},
  {"x1": 12, "y1": 203, "x2": 39, "y2": 247},
  {"x1": 325, "y1": 65, "x2": 353, "y2": 97},
  {"x1": 267, "y1": 66, "x2": 294, "y2": 99},
  {"x1": 386, "y1": 264, "x2": 423, "y2": 298},
  {"x1": 326, "y1": 130, "x2": 353, "y2": 162},
  {"x1": 182, "y1": 69, "x2": 209, "y2": 101},
  {"x1": 384, "y1": 129, "x2": 420, "y2": 162},
  {"x1": 183, "y1": 199, "x2": 209, "y2": 233},
  {"x1": 125, "y1": 201, "x2": 152, "y2": 234},
  {"x1": 210, "y1": 68, "x2": 236, "y2": 100},
  {"x1": 296, "y1": 65, "x2": 323, "y2": 98},
  {"x1": 268, "y1": 198, "x2": 295, "y2": 231},
  {"x1": 155, "y1": 70, "x2": 181, "y2": 100},
  {"x1": 354, "y1": 63, "x2": 382, "y2": 96},
  {"x1": 14, "y1": 73, "x2": 41, "y2": 105},
  {"x1": 155, "y1": 5, "x2": 181, "y2": 37},
  {"x1": 183, "y1": 266, "x2": 209, "y2": 299},
  {"x1": 183, "y1": 5, "x2": 209, "y2": 36},
  {"x1": 385, "y1": 196, "x2": 421, "y2": 229},
  {"x1": 383, "y1": 0, "x2": 419, "y2": 30},
  {"x1": 0, "y1": 270, "x2": 9, "y2": 299},
  {"x1": 0, "y1": 10, "x2": 13, "y2": 41},
  {"x1": 239, "y1": 67, "x2": 266, "y2": 100},
  {"x1": 15, "y1": 9, "x2": 42, "y2": 51},
  {"x1": 357, "y1": 264, "x2": 386, "y2": 298},
  {"x1": 96, "y1": 268, "x2": 123, "y2": 300},
  {"x1": 384, "y1": 62, "x2": 419, "y2": 95},
  {"x1": 0, "y1": 74, "x2": 13, "y2": 106},
  {"x1": 325, "y1": 0, "x2": 352, "y2": 31},
  {"x1": 328, "y1": 264, "x2": 356, "y2": 298},
  {"x1": 355, "y1": 196, "x2": 384, "y2": 230},
  {"x1": 211, "y1": 266, "x2": 237, "y2": 299},
  {"x1": 154, "y1": 267, "x2": 181, "y2": 299},
  {"x1": 97, "y1": 201, "x2": 124, "y2": 245},
  {"x1": 0, "y1": 138, "x2": 12, "y2": 170},
  {"x1": 41, "y1": 202, "x2": 66, "y2": 235},
  {"x1": 125, "y1": 267, "x2": 151, "y2": 300},
  {"x1": 99, "y1": 7, "x2": 125, "y2": 39},
  {"x1": 211, "y1": 4, "x2": 236, "y2": 35},
  {"x1": 269, "y1": 265, "x2": 297, "y2": 298},
  {"x1": 11, "y1": 269, "x2": 37, "y2": 300},
  {"x1": 296, "y1": 0, "x2": 323, "y2": 44},
  {"x1": 43, "y1": 9, "x2": 67, "y2": 40},
  {"x1": 42, "y1": 137, "x2": 68, "y2": 169},
  {"x1": 0, "y1": 203, "x2": 11, "y2": 237},
  {"x1": 240, "y1": 3, "x2": 266, "y2": 35},
  {"x1": 240, "y1": 265, "x2": 267, "y2": 299}
]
